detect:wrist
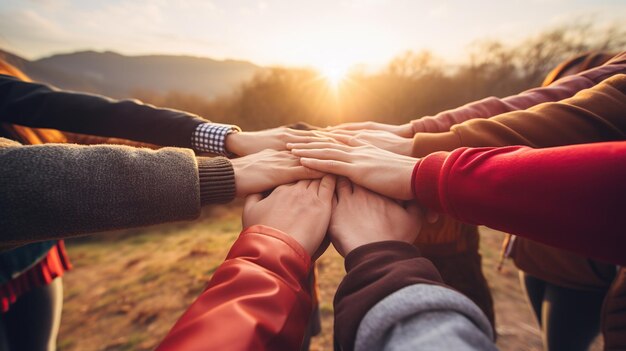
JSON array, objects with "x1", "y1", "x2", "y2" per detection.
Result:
[
  {"x1": 230, "y1": 157, "x2": 247, "y2": 197},
  {"x1": 396, "y1": 123, "x2": 415, "y2": 138},
  {"x1": 225, "y1": 131, "x2": 245, "y2": 156},
  {"x1": 396, "y1": 137, "x2": 415, "y2": 156},
  {"x1": 397, "y1": 157, "x2": 419, "y2": 200},
  {"x1": 244, "y1": 221, "x2": 318, "y2": 256}
]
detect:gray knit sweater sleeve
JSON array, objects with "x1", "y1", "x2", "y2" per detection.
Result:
[
  {"x1": 355, "y1": 284, "x2": 497, "y2": 351},
  {"x1": 0, "y1": 138, "x2": 234, "y2": 246}
]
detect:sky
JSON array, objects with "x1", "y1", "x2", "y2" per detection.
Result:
[{"x1": 0, "y1": 0, "x2": 624, "y2": 74}]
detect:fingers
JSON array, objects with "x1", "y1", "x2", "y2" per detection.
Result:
[
  {"x1": 285, "y1": 128, "x2": 341, "y2": 141},
  {"x1": 425, "y1": 209, "x2": 440, "y2": 224},
  {"x1": 244, "y1": 193, "x2": 263, "y2": 210},
  {"x1": 285, "y1": 128, "x2": 321, "y2": 136},
  {"x1": 298, "y1": 179, "x2": 313, "y2": 189},
  {"x1": 405, "y1": 201, "x2": 423, "y2": 219},
  {"x1": 406, "y1": 202, "x2": 425, "y2": 234},
  {"x1": 314, "y1": 132, "x2": 368, "y2": 146},
  {"x1": 321, "y1": 129, "x2": 359, "y2": 136},
  {"x1": 291, "y1": 148, "x2": 352, "y2": 164},
  {"x1": 287, "y1": 141, "x2": 353, "y2": 152},
  {"x1": 300, "y1": 158, "x2": 352, "y2": 178},
  {"x1": 311, "y1": 235, "x2": 331, "y2": 261},
  {"x1": 264, "y1": 182, "x2": 296, "y2": 197},
  {"x1": 326, "y1": 122, "x2": 369, "y2": 131},
  {"x1": 350, "y1": 183, "x2": 374, "y2": 202},
  {"x1": 286, "y1": 135, "x2": 337, "y2": 145},
  {"x1": 318, "y1": 174, "x2": 337, "y2": 201},
  {"x1": 290, "y1": 165, "x2": 326, "y2": 180},
  {"x1": 335, "y1": 176, "x2": 353, "y2": 200}
]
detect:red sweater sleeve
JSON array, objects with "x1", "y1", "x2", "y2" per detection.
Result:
[
  {"x1": 412, "y1": 142, "x2": 626, "y2": 265},
  {"x1": 409, "y1": 52, "x2": 626, "y2": 134},
  {"x1": 156, "y1": 225, "x2": 312, "y2": 351}
]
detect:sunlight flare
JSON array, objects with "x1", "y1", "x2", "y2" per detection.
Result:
[{"x1": 318, "y1": 62, "x2": 351, "y2": 91}]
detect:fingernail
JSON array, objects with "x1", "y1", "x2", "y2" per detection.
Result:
[{"x1": 286, "y1": 143, "x2": 294, "y2": 148}]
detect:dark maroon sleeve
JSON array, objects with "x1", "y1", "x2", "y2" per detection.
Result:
[
  {"x1": 334, "y1": 241, "x2": 447, "y2": 351},
  {"x1": 412, "y1": 141, "x2": 626, "y2": 265}
]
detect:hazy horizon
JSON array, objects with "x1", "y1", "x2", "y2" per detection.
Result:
[{"x1": 1, "y1": 0, "x2": 625, "y2": 74}]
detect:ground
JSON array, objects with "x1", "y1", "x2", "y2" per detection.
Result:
[{"x1": 57, "y1": 204, "x2": 601, "y2": 351}]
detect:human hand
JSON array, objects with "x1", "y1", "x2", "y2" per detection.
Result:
[
  {"x1": 242, "y1": 175, "x2": 336, "y2": 256},
  {"x1": 316, "y1": 130, "x2": 414, "y2": 156},
  {"x1": 325, "y1": 121, "x2": 414, "y2": 138},
  {"x1": 225, "y1": 127, "x2": 333, "y2": 156},
  {"x1": 288, "y1": 142, "x2": 418, "y2": 200},
  {"x1": 329, "y1": 178, "x2": 422, "y2": 256},
  {"x1": 232, "y1": 149, "x2": 324, "y2": 197}
]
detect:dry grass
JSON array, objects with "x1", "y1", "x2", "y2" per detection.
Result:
[{"x1": 58, "y1": 205, "x2": 601, "y2": 351}]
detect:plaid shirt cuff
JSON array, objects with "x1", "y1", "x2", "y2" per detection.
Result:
[{"x1": 191, "y1": 123, "x2": 241, "y2": 155}]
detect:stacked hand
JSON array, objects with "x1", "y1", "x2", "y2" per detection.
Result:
[
  {"x1": 330, "y1": 178, "x2": 422, "y2": 256},
  {"x1": 313, "y1": 130, "x2": 414, "y2": 156},
  {"x1": 288, "y1": 141, "x2": 418, "y2": 200},
  {"x1": 235, "y1": 124, "x2": 425, "y2": 259},
  {"x1": 227, "y1": 125, "x2": 418, "y2": 199},
  {"x1": 226, "y1": 127, "x2": 333, "y2": 156},
  {"x1": 231, "y1": 149, "x2": 324, "y2": 197},
  {"x1": 243, "y1": 175, "x2": 336, "y2": 256},
  {"x1": 242, "y1": 176, "x2": 423, "y2": 258},
  {"x1": 325, "y1": 121, "x2": 414, "y2": 138}
]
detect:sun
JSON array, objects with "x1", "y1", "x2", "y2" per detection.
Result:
[{"x1": 318, "y1": 62, "x2": 351, "y2": 91}]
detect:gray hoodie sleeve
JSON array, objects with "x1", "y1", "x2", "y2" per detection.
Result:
[
  {"x1": 355, "y1": 284, "x2": 497, "y2": 351},
  {"x1": 0, "y1": 138, "x2": 233, "y2": 246}
]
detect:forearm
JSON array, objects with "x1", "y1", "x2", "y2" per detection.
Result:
[
  {"x1": 0, "y1": 140, "x2": 235, "y2": 245},
  {"x1": 411, "y1": 74, "x2": 626, "y2": 157},
  {"x1": 412, "y1": 142, "x2": 626, "y2": 265},
  {"x1": 409, "y1": 53, "x2": 626, "y2": 135},
  {"x1": 0, "y1": 74, "x2": 207, "y2": 147},
  {"x1": 157, "y1": 225, "x2": 312, "y2": 351}
]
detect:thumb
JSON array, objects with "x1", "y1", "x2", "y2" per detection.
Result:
[
  {"x1": 243, "y1": 193, "x2": 263, "y2": 210},
  {"x1": 405, "y1": 201, "x2": 424, "y2": 229},
  {"x1": 425, "y1": 209, "x2": 440, "y2": 224}
]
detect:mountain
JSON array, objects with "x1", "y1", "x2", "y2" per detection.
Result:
[{"x1": 0, "y1": 49, "x2": 263, "y2": 99}]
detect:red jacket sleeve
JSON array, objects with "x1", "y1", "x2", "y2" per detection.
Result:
[
  {"x1": 409, "y1": 52, "x2": 626, "y2": 134},
  {"x1": 156, "y1": 225, "x2": 312, "y2": 351},
  {"x1": 412, "y1": 141, "x2": 626, "y2": 265}
]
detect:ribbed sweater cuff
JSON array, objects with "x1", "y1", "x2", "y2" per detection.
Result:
[
  {"x1": 197, "y1": 157, "x2": 236, "y2": 205},
  {"x1": 412, "y1": 151, "x2": 448, "y2": 212}
]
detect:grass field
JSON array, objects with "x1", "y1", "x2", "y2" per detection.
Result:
[{"x1": 57, "y1": 204, "x2": 601, "y2": 351}]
